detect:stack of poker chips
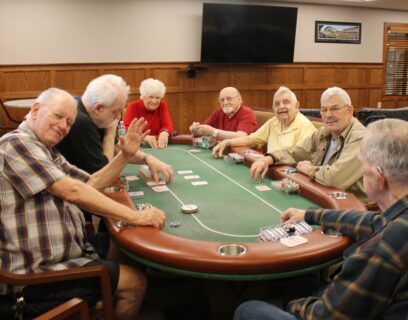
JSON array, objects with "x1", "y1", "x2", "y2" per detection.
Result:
[
  {"x1": 136, "y1": 203, "x2": 153, "y2": 211},
  {"x1": 224, "y1": 152, "x2": 244, "y2": 164},
  {"x1": 258, "y1": 221, "x2": 313, "y2": 242},
  {"x1": 119, "y1": 173, "x2": 130, "y2": 191},
  {"x1": 116, "y1": 203, "x2": 154, "y2": 228},
  {"x1": 271, "y1": 178, "x2": 300, "y2": 194},
  {"x1": 192, "y1": 136, "x2": 217, "y2": 149}
]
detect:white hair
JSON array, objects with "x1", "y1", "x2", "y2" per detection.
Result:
[
  {"x1": 274, "y1": 86, "x2": 297, "y2": 103},
  {"x1": 363, "y1": 119, "x2": 408, "y2": 184},
  {"x1": 82, "y1": 74, "x2": 129, "y2": 109},
  {"x1": 321, "y1": 87, "x2": 351, "y2": 106},
  {"x1": 139, "y1": 78, "x2": 166, "y2": 98}
]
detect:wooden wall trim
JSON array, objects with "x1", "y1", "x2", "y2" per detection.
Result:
[{"x1": 1, "y1": 61, "x2": 405, "y2": 134}]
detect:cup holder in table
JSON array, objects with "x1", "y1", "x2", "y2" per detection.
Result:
[{"x1": 218, "y1": 244, "x2": 247, "y2": 256}]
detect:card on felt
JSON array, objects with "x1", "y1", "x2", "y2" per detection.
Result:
[
  {"x1": 152, "y1": 185, "x2": 169, "y2": 192},
  {"x1": 178, "y1": 170, "x2": 193, "y2": 175},
  {"x1": 280, "y1": 235, "x2": 308, "y2": 247},
  {"x1": 184, "y1": 175, "x2": 200, "y2": 180},
  {"x1": 192, "y1": 180, "x2": 208, "y2": 186},
  {"x1": 126, "y1": 175, "x2": 139, "y2": 181},
  {"x1": 256, "y1": 185, "x2": 271, "y2": 191},
  {"x1": 147, "y1": 180, "x2": 166, "y2": 186},
  {"x1": 128, "y1": 191, "x2": 144, "y2": 198}
]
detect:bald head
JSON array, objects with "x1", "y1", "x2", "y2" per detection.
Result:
[
  {"x1": 28, "y1": 88, "x2": 77, "y2": 148},
  {"x1": 218, "y1": 87, "x2": 242, "y2": 117}
]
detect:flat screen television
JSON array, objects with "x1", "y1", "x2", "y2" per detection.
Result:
[{"x1": 200, "y1": 3, "x2": 298, "y2": 64}]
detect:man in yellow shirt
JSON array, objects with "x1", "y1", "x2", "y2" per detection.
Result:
[{"x1": 212, "y1": 86, "x2": 316, "y2": 157}]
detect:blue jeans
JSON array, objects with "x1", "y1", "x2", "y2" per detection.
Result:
[{"x1": 233, "y1": 300, "x2": 297, "y2": 320}]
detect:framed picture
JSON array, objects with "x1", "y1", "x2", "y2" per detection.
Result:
[{"x1": 315, "y1": 21, "x2": 361, "y2": 44}]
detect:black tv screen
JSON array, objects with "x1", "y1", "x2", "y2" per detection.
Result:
[{"x1": 200, "y1": 3, "x2": 298, "y2": 64}]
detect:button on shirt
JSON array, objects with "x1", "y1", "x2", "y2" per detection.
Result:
[{"x1": 0, "y1": 122, "x2": 98, "y2": 295}]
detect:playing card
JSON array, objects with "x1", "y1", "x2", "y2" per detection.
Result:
[
  {"x1": 152, "y1": 185, "x2": 169, "y2": 192},
  {"x1": 184, "y1": 175, "x2": 200, "y2": 180},
  {"x1": 178, "y1": 170, "x2": 193, "y2": 175},
  {"x1": 191, "y1": 180, "x2": 208, "y2": 186},
  {"x1": 256, "y1": 185, "x2": 271, "y2": 191},
  {"x1": 280, "y1": 235, "x2": 308, "y2": 247}
]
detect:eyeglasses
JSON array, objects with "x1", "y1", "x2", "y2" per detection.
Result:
[
  {"x1": 320, "y1": 105, "x2": 348, "y2": 114},
  {"x1": 218, "y1": 95, "x2": 239, "y2": 103}
]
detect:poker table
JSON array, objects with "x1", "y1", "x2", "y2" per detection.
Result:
[{"x1": 104, "y1": 136, "x2": 366, "y2": 280}]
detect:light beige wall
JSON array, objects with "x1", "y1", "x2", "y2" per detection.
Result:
[{"x1": 0, "y1": 0, "x2": 408, "y2": 65}]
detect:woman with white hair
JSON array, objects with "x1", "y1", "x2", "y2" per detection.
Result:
[{"x1": 124, "y1": 78, "x2": 174, "y2": 148}]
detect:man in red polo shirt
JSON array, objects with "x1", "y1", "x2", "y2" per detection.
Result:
[{"x1": 189, "y1": 87, "x2": 258, "y2": 140}]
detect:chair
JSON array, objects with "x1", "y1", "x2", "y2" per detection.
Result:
[
  {"x1": 310, "y1": 120, "x2": 323, "y2": 130},
  {"x1": 33, "y1": 298, "x2": 90, "y2": 320},
  {"x1": 254, "y1": 110, "x2": 274, "y2": 126},
  {"x1": 300, "y1": 108, "x2": 321, "y2": 118},
  {"x1": 0, "y1": 98, "x2": 22, "y2": 136},
  {"x1": 0, "y1": 265, "x2": 114, "y2": 320},
  {"x1": 355, "y1": 107, "x2": 408, "y2": 126}
]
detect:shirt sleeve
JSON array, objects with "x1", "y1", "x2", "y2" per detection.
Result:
[
  {"x1": 2, "y1": 136, "x2": 66, "y2": 199},
  {"x1": 203, "y1": 109, "x2": 218, "y2": 126},
  {"x1": 248, "y1": 120, "x2": 271, "y2": 147},
  {"x1": 272, "y1": 132, "x2": 317, "y2": 166},
  {"x1": 159, "y1": 100, "x2": 174, "y2": 135},
  {"x1": 236, "y1": 107, "x2": 259, "y2": 134},
  {"x1": 124, "y1": 101, "x2": 139, "y2": 129},
  {"x1": 65, "y1": 115, "x2": 108, "y2": 174},
  {"x1": 288, "y1": 212, "x2": 408, "y2": 319}
]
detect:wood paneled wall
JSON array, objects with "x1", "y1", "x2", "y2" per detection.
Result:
[{"x1": 0, "y1": 62, "x2": 404, "y2": 134}]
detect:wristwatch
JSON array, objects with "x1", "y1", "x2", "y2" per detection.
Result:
[
  {"x1": 212, "y1": 129, "x2": 218, "y2": 138},
  {"x1": 264, "y1": 153, "x2": 275, "y2": 165}
]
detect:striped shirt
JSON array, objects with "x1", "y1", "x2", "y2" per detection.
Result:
[
  {"x1": 287, "y1": 195, "x2": 408, "y2": 319},
  {"x1": 0, "y1": 122, "x2": 98, "y2": 295}
]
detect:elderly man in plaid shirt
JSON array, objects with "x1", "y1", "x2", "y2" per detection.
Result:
[
  {"x1": 234, "y1": 118, "x2": 408, "y2": 320},
  {"x1": 0, "y1": 88, "x2": 165, "y2": 319}
]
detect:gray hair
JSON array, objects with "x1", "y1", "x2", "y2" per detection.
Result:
[
  {"x1": 362, "y1": 119, "x2": 408, "y2": 184},
  {"x1": 82, "y1": 74, "x2": 129, "y2": 109},
  {"x1": 139, "y1": 78, "x2": 166, "y2": 98},
  {"x1": 321, "y1": 87, "x2": 351, "y2": 107},
  {"x1": 274, "y1": 86, "x2": 297, "y2": 103},
  {"x1": 27, "y1": 88, "x2": 76, "y2": 119}
]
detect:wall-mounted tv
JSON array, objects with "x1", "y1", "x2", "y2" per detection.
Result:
[{"x1": 200, "y1": 3, "x2": 298, "y2": 64}]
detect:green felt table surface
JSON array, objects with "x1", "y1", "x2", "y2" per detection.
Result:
[{"x1": 123, "y1": 145, "x2": 319, "y2": 243}]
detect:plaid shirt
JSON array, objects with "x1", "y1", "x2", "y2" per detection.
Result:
[
  {"x1": 287, "y1": 195, "x2": 408, "y2": 319},
  {"x1": 0, "y1": 122, "x2": 98, "y2": 294}
]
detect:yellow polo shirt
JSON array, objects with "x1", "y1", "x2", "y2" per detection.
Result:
[{"x1": 248, "y1": 112, "x2": 317, "y2": 153}]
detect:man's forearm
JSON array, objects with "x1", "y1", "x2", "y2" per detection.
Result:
[{"x1": 88, "y1": 151, "x2": 129, "y2": 188}]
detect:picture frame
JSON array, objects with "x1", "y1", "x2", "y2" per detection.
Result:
[{"x1": 315, "y1": 21, "x2": 361, "y2": 44}]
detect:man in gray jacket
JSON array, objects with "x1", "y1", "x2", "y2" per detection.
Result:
[{"x1": 250, "y1": 87, "x2": 368, "y2": 204}]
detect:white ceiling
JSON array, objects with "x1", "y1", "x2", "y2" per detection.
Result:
[{"x1": 274, "y1": 0, "x2": 408, "y2": 11}]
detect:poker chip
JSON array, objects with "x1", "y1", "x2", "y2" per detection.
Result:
[
  {"x1": 136, "y1": 203, "x2": 153, "y2": 211},
  {"x1": 169, "y1": 221, "x2": 181, "y2": 228},
  {"x1": 181, "y1": 204, "x2": 198, "y2": 214},
  {"x1": 271, "y1": 178, "x2": 300, "y2": 194},
  {"x1": 258, "y1": 221, "x2": 313, "y2": 242},
  {"x1": 224, "y1": 152, "x2": 244, "y2": 164}
]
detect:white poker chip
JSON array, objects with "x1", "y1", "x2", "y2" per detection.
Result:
[{"x1": 181, "y1": 204, "x2": 198, "y2": 214}]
